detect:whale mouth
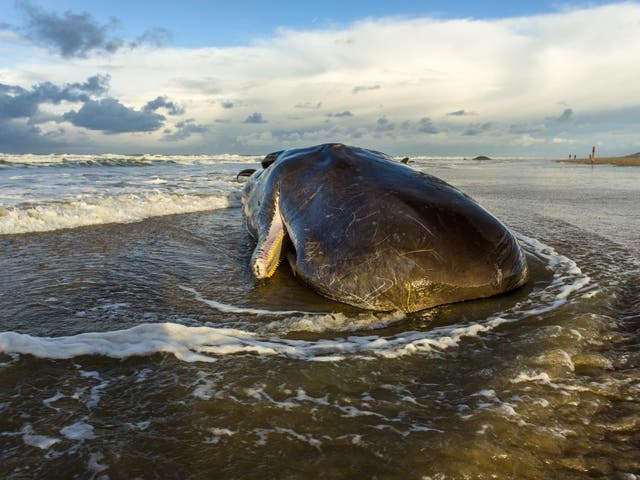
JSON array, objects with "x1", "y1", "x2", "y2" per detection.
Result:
[{"x1": 252, "y1": 194, "x2": 288, "y2": 279}]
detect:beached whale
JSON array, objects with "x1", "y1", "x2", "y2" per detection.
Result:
[{"x1": 240, "y1": 143, "x2": 528, "y2": 312}]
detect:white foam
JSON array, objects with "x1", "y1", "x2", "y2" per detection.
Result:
[
  {"x1": 60, "y1": 421, "x2": 95, "y2": 441},
  {"x1": 87, "y1": 452, "x2": 108, "y2": 475},
  {"x1": 509, "y1": 232, "x2": 591, "y2": 317},
  {"x1": 179, "y1": 286, "x2": 321, "y2": 316},
  {"x1": 83, "y1": 375, "x2": 109, "y2": 409},
  {"x1": 43, "y1": 392, "x2": 65, "y2": 410},
  {"x1": 21, "y1": 425, "x2": 60, "y2": 450},
  {"x1": 183, "y1": 284, "x2": 406, "y2": 333},
  {"x1": 0, "y1": 318, "x2": 509, "y2": 363},
  {"x1": 0, "y1": 152, "x2": 263, "y2": 168},
  {"x1": 23, "y1": 433, "x2": 60, "y2": 450},
  {"x1": 253, "y1": 427, "x2": 322, "y2": 449},
  {"x1": 204, "y1": 427, "x2": 236, "y2": 444},
  {"x1": 0, "y1": 192, "x2": 232, "y2": 235}
]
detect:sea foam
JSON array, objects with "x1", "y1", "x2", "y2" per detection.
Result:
[{"x1": 0, "y1": 192, "x2": 233, "y2": 235}]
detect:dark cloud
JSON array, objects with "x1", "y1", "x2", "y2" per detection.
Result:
[
  {"x1": 447, "y1": 109, "x2": 476, "y2": 116},
  {"x1": 353, "y1": 85, "x2": 381, "y2": 94},
  {"x1": 463, "y1": 122, "x2": 492, "y2": 136},
  {"x1": 375, "y1": 116, "x2": 394, "y2": 132},
  {"x1": 0, "y1": 88, "x2": 38, "y2": 120},
  {"x1": 0, "y1": 74, "x2": 110, "y2": 122},
  {"x1": 294, "y1": 101, "x2": 322, "y2": 109},
  {"x1": 399, "y1": 117, "x2": 439, "y2": 135},
  {"x1": 143, "y1": 96, "x2": 184, "y2": 116},
  {"x1": 0, "y1": 121, "x2": 67, "y2": 153},
  {"x1": 0, "y1": 74, "x2": 113, "y2": 151},
  {"x1": 14, "y1": 1, "x2": 171, "y2": 58},
  {"x1": 243, "y1": 112, "x2": 267, "y2": 124},
  {"x1": 546, "y1": 108, "x2": 574, "y2": 123},
  {"x1": 63, "y1": 98, "x2": 165, "y2": 133},
  {"x1": 417, "y1": 117, "x2": 438, "y2": 134},
  {"x1": 221, "y1": 100, "x2": 234, "y2": 109},
  {"x1": 17, "y1": 1, "x2": 122, "y2": 57},
  {"x1": 163, "y1": 118, "x2": 208, "y2": 141},
  {"x1": 328, "y1": 111, "x2": 353, "y2": 118}
]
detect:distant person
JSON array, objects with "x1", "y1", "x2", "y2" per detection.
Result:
[{"x1": 574, "y1": 155, "x2": 576, "y2": 160}]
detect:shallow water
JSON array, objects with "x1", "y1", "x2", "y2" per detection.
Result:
[{"x1": 1, "y1": 155, "x2": 639, "y2": 479}]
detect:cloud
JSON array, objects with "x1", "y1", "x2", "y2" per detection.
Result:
[
  {"x1": 551, "y1": 136, "x2": 576, "y2": 144},
  {"x1": 163, "y1": 118, "x2": 208, "y2": 141},
  {"x1": 0, "y1": 87, "x2": 38, "y2": 121},
  {"x1": 374, "y1": 116, "x2": 394, "y2": 132},
  {"x1": 0, "y1": 75, "x2": 111, "y2": 121},
  {"x1": 417, "y1": 117, "x2": 439, "y2": 134},
  {"x1": 546, "y1": 108, "x2": 574, "y2": 123},
  {"x1": 16, "y1": 1, "x2": 122, "y2": 57},
  {"x1": 328, "y1": 111, "x2": 353, "y2": 118},
  {"x1": 3, "y1": 3, "x2": 640, "y2": 155},
  {"x1": 447, "y1": 110, "x2": 476, "y2": 116},
  {"x1": 509, "y1": 123, "x2": 544, "y2": 135},
  {"x1": 129, "y1": 27, "x2": 172, "y2": 48},
  {"x1": 243, "y1": 112, "x2": 267, "y2": 124},
  {"x1": 462, "y1": 122, "x2": 492, "y2": 136},
  {"x1": 398, "y1": 117, "x2": 439, "y2": 135},
  {"x1": 63, "y1": 98, "x2": 165, "y2": 133},
  {"x1": 143, "y1": 96, "x2": 184, "y2": 116},
  {"x1": 221, "y1": 100, "x2": 234, "y2": 109},
  {"x1": 294, "y1": 101, "x2": 322, "y2": 109},
  {"x1": 14, "y1": 1, "x2": 170, "y2": 58},
  {"x1": 0, "y1": 121, "x2": 67, "y2": 153},
  {"x1": 353, "y1": 85, "x2": 381, "y2": 94}
]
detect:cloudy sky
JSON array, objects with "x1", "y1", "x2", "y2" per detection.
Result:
[{"x1": 1, "y1": 0, "x2": 640, "y2": 156}]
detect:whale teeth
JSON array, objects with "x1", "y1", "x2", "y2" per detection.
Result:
[{"x1": 263, "y1": 231, "x2": 286, "y2": 278}]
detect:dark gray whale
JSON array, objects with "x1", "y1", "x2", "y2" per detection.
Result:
[{"x1": 241, "y1": 143, "x2": 528, "y2": 312}]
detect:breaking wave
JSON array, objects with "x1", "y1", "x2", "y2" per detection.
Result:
[
  {"x1": 0, "y1": 153, "x2": 264, "y2": 168},
  {"x1": 0, "y1": 191, "x2": 237, "y2": 235}
]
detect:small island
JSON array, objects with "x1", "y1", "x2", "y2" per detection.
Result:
[{"x1": 472, "y1": 155, "x2": 491, "y2": 160}]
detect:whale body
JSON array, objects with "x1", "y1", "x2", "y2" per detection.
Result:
[{"x1": 241, "y1": 143, "x2": 528, "y2": 312}]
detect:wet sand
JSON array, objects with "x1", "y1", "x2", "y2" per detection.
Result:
[{"x1": 557, "y1": 156, "x2": 640, "y2": 167}]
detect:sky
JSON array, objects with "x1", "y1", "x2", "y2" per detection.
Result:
[{"x1": 1, "y1": 0, "x2": 640, "y2": 156}]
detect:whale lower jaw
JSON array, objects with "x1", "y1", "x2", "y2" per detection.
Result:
[{"x1": 251, "y1": 194, "x2": 287, "y2": 279}]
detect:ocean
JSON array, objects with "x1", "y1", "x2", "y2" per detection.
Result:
[{"x1": 1, "y1": 153, "x2": 638, "y2": 479}]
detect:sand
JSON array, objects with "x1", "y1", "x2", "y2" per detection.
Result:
[{"x1": 557, "y1": 156, "x2": 640, "y2": 167}]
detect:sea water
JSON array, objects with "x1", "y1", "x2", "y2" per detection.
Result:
[{"x1": 0, "y1": 154, "x2": 638, "y2": 479}]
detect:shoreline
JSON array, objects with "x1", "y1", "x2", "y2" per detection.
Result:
[{"x1": 556, "y1": 156, "x2": 640, "y2": 167}]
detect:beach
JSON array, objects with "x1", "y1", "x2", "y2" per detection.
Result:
[
  {"x1": 1, "y1": 155, "x2": 639, "y2": 479},
  {"x1": 557, "y1": 156, "x2": 640, "y2": 167}
]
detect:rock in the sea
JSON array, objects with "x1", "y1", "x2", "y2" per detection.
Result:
[{"x1": 473, "y1": 155, "x2": 491, "y2": 160}]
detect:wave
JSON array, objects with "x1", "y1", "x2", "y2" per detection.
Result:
[
  {"x1": 0, "y1": 233, "x2": 591, "y2": 362},
  {"x1": 0, "y1": 153, "x2": 264, "y2": 169},
  {"x1": 0, "y1": 191, "x2": 238, "y2": 235},
  {"x1": 0, "y1": 153, "x2": 552, "y2": 170}
]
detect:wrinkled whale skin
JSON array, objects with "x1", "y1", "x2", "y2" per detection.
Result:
[{"x1": 241, "y1": 143, "x2": 528, "y2": 312}]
